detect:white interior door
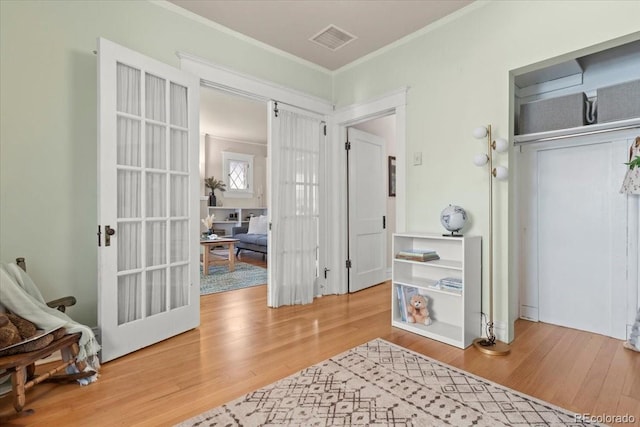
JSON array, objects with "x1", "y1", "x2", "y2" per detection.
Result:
[
  {"x1": 98, "y1": 38, "x2": 200, "y2": 362},
  {"x1": 347, "y1": 128, "x2": 387, "y2": 292},
  {"x1": 519, "y1": 133, "x2": 635, "y2": 340}
]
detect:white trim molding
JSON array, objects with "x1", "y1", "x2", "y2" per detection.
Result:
[
  {"x1": 177, "y1": 51, "x2": 334, "y2": 115},
  {"x1": 327, "y1": 87, "x2": 408, "y2": 295}
]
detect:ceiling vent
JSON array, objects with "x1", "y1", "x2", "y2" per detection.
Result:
[{"x1": 309, "y1": 25, "x2": 357, "y2": 51}]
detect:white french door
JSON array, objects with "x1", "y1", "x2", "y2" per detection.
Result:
[
  {"x1": 267, "y1": 101, "x2": 325, "y2": 307},
  {"x1": 347, "y1": 128, "x2": 387, "y2": 292},
  {"x1": 98, "y1": 38, "x2": 200, "y2": 362}
]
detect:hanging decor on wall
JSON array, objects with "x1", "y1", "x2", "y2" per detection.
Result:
[{"x1": 472, "y1": 124, "x2": 510, "y2": 356}]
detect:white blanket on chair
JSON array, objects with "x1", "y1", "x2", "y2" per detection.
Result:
[{"x1": 0, "y1": 263, "x2": 101, "y2": 374}]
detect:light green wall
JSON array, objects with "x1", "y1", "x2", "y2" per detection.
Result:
[
  {"x1": 333, "y1": 1, "x2": 640, "y2": 340},
  {"x1": 3, "y1": 0, "x2": 639, "y2": 338},
  {"x1": 0, "y1": 0, "x2": 331, "y2": 325}
]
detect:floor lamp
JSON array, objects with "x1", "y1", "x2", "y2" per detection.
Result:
[{"x1": 472, "y1": 124, "x2": 511, "y2": 356}]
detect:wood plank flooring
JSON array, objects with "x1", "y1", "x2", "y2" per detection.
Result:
[{"x1": 1, "y1": 263, "x2": 638, "y2": 426}]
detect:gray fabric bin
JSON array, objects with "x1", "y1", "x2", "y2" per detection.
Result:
[
  {"x1": 597, "y1": 79, "x2": 640, "y2": 123},
  {"x1": 518, "y1": 92, "x2": 587, "y2": 134}
]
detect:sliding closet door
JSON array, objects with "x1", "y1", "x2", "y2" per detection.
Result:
[{"x1": 267, "y1": 102, "x2": 324, "y2": 307}]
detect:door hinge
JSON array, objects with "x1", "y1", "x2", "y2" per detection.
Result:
[
  {"x1": 323, "y1": 124, "x2": 327, "y2": 136},
  {"x1": 345, "y1": 141, "x2": 351, "y2": 150},
  {"x1": 273, "y1": 101, "x2": 279, "y2": 117},
  {"x1": 383, "y1": 215, "x2": 386, "y2": 229},
  {"x1": 346, "y1": 259, "x2": 352, "y2": 269}
]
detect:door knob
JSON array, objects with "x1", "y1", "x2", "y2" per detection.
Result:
[{"x1": 105, "y1": 225, "x2": 116, "y2": 246}]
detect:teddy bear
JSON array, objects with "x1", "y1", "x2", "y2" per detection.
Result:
[{"x1": 407, "y1": 295, "x2": 432, "y2": 326}]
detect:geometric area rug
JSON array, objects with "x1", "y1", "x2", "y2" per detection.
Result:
[
  {"x1": 200, "y1": 262, "x2": 267, "y2": 296},
  {"x1": 176, "y1": 338, "x2": 599, "y2": 426}
]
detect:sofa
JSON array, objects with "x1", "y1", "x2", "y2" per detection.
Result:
[{"x1": 232, "y1": 215, "x2": 268, "y2": 256}]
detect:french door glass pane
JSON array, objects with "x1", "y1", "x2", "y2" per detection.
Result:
[
  {"x1": 170, "y1": 175, "x2": 188, "y2": 216},
  {"x1": 145, "y1": 73, "x2": 166, "y2": 122},
  {"x1": 146, "y1": 172, "x2": 166, "y2": 217},
  {"x1": 117, "y1": 117, "x2": 141, "y2": 167},
  {"x1": 170, "y1": 220, "x2": 188, "y2": 262},
  {"x1": 116, "y1": 63, "x2": 140, "y2": 115},
  {"x1": 117, "y1": 222, "x2": 141, "y2": 272},
  {"x1": 146, "y1": 124, "x2": 166, "y2": 169},
  {"x1": 146, "y1": 221, "x2": 166, "y2": 267},
  {"x1": 118, "y1": 273, "x2": 141, "y2": 325},
  {"x1": 117, "y1": 170, "x2": 141, "y2": 218},
  {"x1": 146, "y1": 269, "x2": 167, "y2": 316},
  {"x1": 170, "y1": 129, "x2": 188, "y2": 172},
  {"x1": 170, "y1": 83, "x2": 188, "y2": 127},
  {"x1": 170, "y1": 265, "x2": 189, "y2": 309}
]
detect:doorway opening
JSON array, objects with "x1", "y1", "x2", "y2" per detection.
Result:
[
  {"x1": 347, "y1": 114, "x2": 397, "y2": 292},
  {"x1": 199, "y1": 86, "x2": 269, "y2": 294}
]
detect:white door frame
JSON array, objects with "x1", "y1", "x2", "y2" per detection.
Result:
[
  {"x1": 329, "y1": 88, "x2": 408, "y2": 295},
  {"x1": 177, "y1": 52, "x2": 334, "y2": 298}
]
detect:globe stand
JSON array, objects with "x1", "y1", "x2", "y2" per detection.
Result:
[{"x1": 442, "y1": 231, "x2": 463, "y2": 237}]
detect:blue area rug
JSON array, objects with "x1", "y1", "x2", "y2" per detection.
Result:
[{"x1": 200, "y1": 262, "x2": 267, "y2": 295}]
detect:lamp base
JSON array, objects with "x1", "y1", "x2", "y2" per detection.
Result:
[
  {"x1": 472, "y1": 337, "x2": 511, "y2": 356},
  {"x1": 442, "y1": 232, "x2": 463, "y2": 237}
]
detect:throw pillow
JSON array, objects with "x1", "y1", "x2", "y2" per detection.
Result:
[
  {"x1": 247, "y1": 216, "x2": 260, "y2": 234},
  {"x1": 256, "y1": 215, "x2": 268, "y2": 235}
]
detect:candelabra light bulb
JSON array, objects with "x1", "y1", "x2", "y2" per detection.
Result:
[
  {"x1": 473, "y1": 126, "x2": 488, "y2": 139},
  {"x1": 473, "y1": 153, "x2": 489, "y2": 166},
  {"x1": 494, "y1": 137, "x2": 509, "y2": 153},
  {"x1": 493, "y1": 166, "x2": 509, "y2": 181}
]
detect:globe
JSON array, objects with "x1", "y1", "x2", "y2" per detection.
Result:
[{"x1": 440, "y1": 205, "x2": 467, "y2": 236}]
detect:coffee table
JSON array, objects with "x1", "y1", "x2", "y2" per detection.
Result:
[{"x1": 200, "y1": 238, "x2": 240, "y2": 274}]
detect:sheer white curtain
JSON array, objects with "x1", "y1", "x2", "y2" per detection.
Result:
[
  {"x1": 269, "y1": 104, "x2": 322, "y2": 307},
  {"x1": 115, "y1": 65, "x2": 190, "y2": 323}
]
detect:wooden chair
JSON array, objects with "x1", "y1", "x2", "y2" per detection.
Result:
[{"x1": 0, "y1": 258, "x2": 95, "y2": 418}]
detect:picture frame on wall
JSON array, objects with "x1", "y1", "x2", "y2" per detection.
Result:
[{"x1": 388, "y1": 156, "x2": 396, "y2": 197}]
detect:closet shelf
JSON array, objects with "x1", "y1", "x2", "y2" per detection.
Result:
[{"x1": 514, "y1": 117, "x2": 640, "y2": 145}]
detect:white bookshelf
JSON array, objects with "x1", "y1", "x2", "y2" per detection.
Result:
[
  {"x1": 392, "y1": 233, "x2": 481, "y2": 349},
  {"x1": 206, "y1": 207, "x2": 267, "y2": 236}
]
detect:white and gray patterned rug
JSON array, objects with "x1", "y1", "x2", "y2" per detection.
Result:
[{"x1": 177, "y1": 338, "x2": 599, "y2": 426}]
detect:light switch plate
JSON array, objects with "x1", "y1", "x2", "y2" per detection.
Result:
[{"x1": 413, "y1": 152, "x2": 423, "y2": 165}]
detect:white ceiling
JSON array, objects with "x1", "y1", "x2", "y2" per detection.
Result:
[{"x1": 177, "y1": 0, "x2": 474, "y2": 143}]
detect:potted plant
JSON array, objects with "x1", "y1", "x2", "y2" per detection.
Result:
[{"x1": 205, "y1": 177, "x2": 226, "y2": 206}]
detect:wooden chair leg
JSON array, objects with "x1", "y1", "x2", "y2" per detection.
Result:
[
  {"x1": 11, "y1": 366, "x2": 26, "y2": 412},
  {"x1": 26, "y1": 363, "x2": 36, "y2": 381}
]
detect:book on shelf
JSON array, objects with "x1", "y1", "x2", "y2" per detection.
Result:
[
  {"x1": 396, "y1": 285, "x2": 406, "y2": 322},
  {"x1": 428, "y1": 277, "x2": 463, "y2": 293},
  {"x1": 395, "y1": 249, "x2": 440, "y2": 262}
]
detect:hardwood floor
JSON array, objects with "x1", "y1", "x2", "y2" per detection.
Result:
[{"x1": 1, "y1": 277, "x2": 638, "y2": 426}]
